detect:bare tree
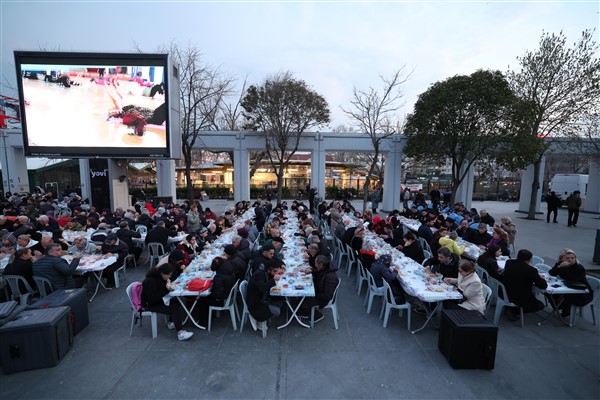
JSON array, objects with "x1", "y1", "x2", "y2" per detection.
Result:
[
  {"x1": 159, "y1": 41, "x2": 235, "y2": 201},
  {"x1": 341, "y1": 69, "x2": 411, "y2": 211},
  {"x1": 241, "y1": 71, "x2": 330, "y2": 203},
  {"x1": 507, "y1": 29, "x2": 600, "y2": 219}
]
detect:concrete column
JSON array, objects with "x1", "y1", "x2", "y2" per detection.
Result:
[
  {"x1": 78, "y1": 159, "x2": 92, "y2": 202},
  {"x1": 381, "y1": 136, "x2": 404, "y2": 212},
  {"x1": 0, "y1": 139, "x2": 30, "y2": 194},
  {"x1": 454, "y1": 163, "x2": 475, "y2": 210},
  {"x1": 517, "y1": 158, "x2": 545, "y2": 214},
  {"x1": 310, "y1": 133, "x2": 326, "y2": 200},
  {"x1": 583, "y1": 158, "x2": 600, "y2": 213},
  {"x1": 233, "y1": 136, "x2": 250, "y2": 202},
  {"x1": 156, "y1": 159, "x2": 176, "y2": 201},
  {"x1": 107, "y1": 159, "x2": 129, "y2": 210}
]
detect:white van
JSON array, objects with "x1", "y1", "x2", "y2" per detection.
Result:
[{"x1": 550, "y1": 174, "x2": 588, "y2": 202}]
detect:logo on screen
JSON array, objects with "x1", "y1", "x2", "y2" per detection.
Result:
[{"x1": 91, "y1": 169, "x2": 108, "y2": 178}]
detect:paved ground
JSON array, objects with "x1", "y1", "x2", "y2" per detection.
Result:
[{"x1": 1, "y1": 200, "x2": 599, "y2": 399}]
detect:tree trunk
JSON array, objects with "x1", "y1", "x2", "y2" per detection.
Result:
[
  {"x1": 526, "y1": 159, "x2": 541, "y2": 219},
  {"x1": 277, "y1": 162, "x2": 284, "y2": 204},
  {"x1": 185, "y1": 164, "x2": 193, "y2": 202},
  {"x1": 449, "y1": 178, "x2": 459, "y2": 205}
]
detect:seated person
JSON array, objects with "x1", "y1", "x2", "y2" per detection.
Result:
[
  {"x1": 36, "y1": 215, "x2": 59, "y2": 233},
  {"x1": 444, "y1": 260, "x2": 486, "y2": 314},
  {"x1": 52, "y1": 229, "x2": 71, "y2": 250},
  {"x1": 155, "y1": 250, "x2": 188, "y2": 280},
  {"x1": 423, "y1": 247, "x2": 459, "y2": 278},
  {"x1": 141, "y1": 263, "x2": 194, "y2": 341},
  {"x1": 304, "y1": 244, "x2": 322, "y2": 268},
  {"x1": 485, "y1": 227, "x2": 510, "y2": 256},
  {"x1": 369, "y1": 254, "x2": 405, "y2": 303},
  {"x1": 359, "y1": 241, "x2": 376, "y2": 271},
  {"x1": 417, "y1": 218, "x2": 434, "y2": 244},
  {"x1": 68, "y1": 237, "x2": 100, "y2": 255},
  {"x1": 63, "y1": 218, "x2": 84, "y2": 232},
  {"x1": 439, "y1": 231, "x2": 465, "y2": 256},
  {"x1": 468, "y1": 223, "x2": 492, "y2": 246},
  {"x1": 145, "y1": 220, "x2": 177, "y2": 250},
  {"x1": 208, "y1": 256, "x2": 237, "y2": 307},
  {"x1": 476, "y1": 245, "x2": 503, "y2": 281},
  {"x1": 299, "y1": 255, "x2": 341, "y2": 321},
  {"x1": 101, "y1": 233, "x2": 129, "y2": 288},
  {"x1": 549, "y1": 249, "x2": 593, "y2": 317},
  {"x1": 400, "y1": 232, "x2": 424, "y2": 264},
  {"x1": 502, "y1": 249, "x2": 548, "y2": 319},
  {"x1": 90, "y1": 223, "x2": 110, "y2": 242},
  {"x1": 246, "y1": 262, "x2": 284, "y2": 330},
  {"x1": 177, "y1": 234, "x2": 202, "y2": 256},
  {"x1": 116, "y1": 221, "x2": 143, "y2": 261},
  {"x1": 223, "y1": 244, "x2": 247, "y2": 282},
  {"x1": 33, "y1": 243, "x2": 82, "y2": 290},
  {"x1": 250, "y1": 243, "x2": 284, "y2": 273},
  {"x1": 5, "y1": 248, "x2": 36, "y2": 291},
  {"x1": 429, "y1": 227, "x2": 447, "y2": 258},
  {"x1": 232, "y1": 234, "x2": 251, "y2": 261},
  {"x1": 16, "y1": 234, "x2": 44, "y2": 258},
  {"x1": 455, "y1": 219, "x2": 471, "y2": 240}
]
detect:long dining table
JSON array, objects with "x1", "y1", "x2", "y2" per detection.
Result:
[
  {"x1": 161, "y1": 208, "x2": 255, "y2": 330},
  {"x1": 269, "y1": 210, "x2": 316, "y2": 329}
]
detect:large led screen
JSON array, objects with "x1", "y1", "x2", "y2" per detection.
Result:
[{"x1": 14, "y1": 52, "x2": 171, "y2": 158}]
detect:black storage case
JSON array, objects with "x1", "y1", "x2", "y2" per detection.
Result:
[
  {"x1": 438, "y1": 309, "x2": 498, "y2": 370},
  {"x1": 0, "y1": 306, "x2": 73, "y2": 374},
  {"x1": 28, "y1": 289, "x2": 89, "y2": 335}
]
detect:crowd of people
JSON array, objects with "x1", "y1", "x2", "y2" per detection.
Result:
[{"x1": 0, "y1": 187, "x2": 593, "y2": 340}]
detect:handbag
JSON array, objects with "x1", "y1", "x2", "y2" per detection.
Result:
[{"x1": 187, "y1": 278, "x2": 212, "y2": 292}]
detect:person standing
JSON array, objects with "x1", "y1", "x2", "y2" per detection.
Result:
[
  {"x1": 566, "y1": 191, "x2": 582, "y2": 227},
  {"x1": 402, "y1": 187, "x2": 411, "y2": 209},
  {"x1": 545, "y1": 191, "x2": 561, "y2": 223},
  {"x1": 370, "y1": 187, "x2": 381, "y2": 214}
]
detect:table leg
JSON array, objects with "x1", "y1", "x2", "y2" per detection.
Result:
[
  {"x1": 277, "y1": 297, "x2": 311, "y2": 329},
  {"x1": 411, "y1": 302, "x2": 441, "y2": 334},
  {"x1": 537, "y1": 294, "x2": 572, "y2": 327},
  {"x1": 88, "y1": 270, "x2": 110, "y2": 302},
  {"x1": 177, "y1": 296, "x2": 206, "y2": 330}
]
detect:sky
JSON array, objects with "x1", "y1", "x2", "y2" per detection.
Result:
[{"x1": 1, "y1": 0, "x2": 599, "y2": 131}]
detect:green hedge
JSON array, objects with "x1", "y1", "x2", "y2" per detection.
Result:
[
  {"x1": 130, "y1": 186, "x2": 231, "y2": 201},
  {"x1": 249, "y1": 186, "x2": 292, "y2": 199},
  {"x1": 325, "y1": 186, "x2": 360, "y2": 199}
]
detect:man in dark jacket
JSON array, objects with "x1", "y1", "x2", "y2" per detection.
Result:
[
  {"x1": 247, "y1": 263, "x2": 283, "y2": 326},
  {"x1": 417, "y1": 218, "x2": 434, "y2": 244},
  {"x1": 145, "y1": 220, "x2": 176, "y2": 250},
  {"x1": 299, "y1": 255, "x2": 340, "y2": 322},
  {"x1": 232, "y1": 234, "x2": 251, "y2": 261},
  {"x1": 545, "y1": 191, "x2": 561, "y2": 223},
  {"x1": 33, "y1": 243, "x2": 81, "y2": 290},
  {"x1": 467, "y1": 223, "x2": 492, "y2": 246},
  {"x1": 223, "y1": 244, "x2": 248, "y2": 281},
  {"x1": 116, "y1": 221, "x2": 142, "y2": 262},
  {"x1": 502, "y1": 249, "x2": 547, "y2": 317},
  {"x1": 101, "y1": 233, "x2": 129, "y2": 288},
  {"x1": 566, "y1": 191, "x2": 582, "y2": 227},
  {"x1": 250, "y1": 243, "x2": 284, "y2": 273},
  {"x1": 423, "y1": 247, "x2": 459, "y2": 278}
]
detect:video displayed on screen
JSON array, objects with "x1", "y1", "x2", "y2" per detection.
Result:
[{"x1": 15, "y1": 52, "x2": 170, "y2": 158}]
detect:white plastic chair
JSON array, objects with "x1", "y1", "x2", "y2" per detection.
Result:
[
  {"x1": 126, "y1": 282, "x2": 158, "y2": 339},
  {"x1": 356, "y1": 259, "x2": 368, "y2": 296},
  {"x1": 364, "y1": 269, "x2": 385, "y2": 314},
  {"x1": 418, "y1": 237, "x2": 431, "y2": 254},
  {"x1": 238, "y1": 280, "x2": 266, "y2": 338},
  {"x1": 310, "y1": 278, "x2": 341, "y2": 329},
  {"x1": 533, "y1": 263, "x2": 551, "y2": 273},
  {"x1": 147, "y1": 242, "x2": 166, "y2": 269},
  {"x1": 381, "y1": 280, "x2": 411, "y2": 330},
  {"x1": 490, "y1": 277, "x2": 524, "y2": 328},
  {"x1": 113, "y1": 257, "x2": 128, "y2": 289},
  {"x1": 135, "y1": 225, "x2": 148, "y2": 235},
  {"x1": 334, "y1": 237, "x2": 348, "y2": 272},
  {"x1": 482, "y1": 283, "x2": 492, "y2": 314},
  {"x1": 346, "y1": 244, "x2": 357, "y2": 277},
  {"x1": 33, "y1": 276, "x2": 53, "y2": 298},
  {"x1": 4, "y1": 275, "x2": 38, "y2": 306},
  {"x1": 569, "y1": 276, "x2": 599, "y2": 327},
  {"x1": 208, "y1": 280, "x2": 239, "y2": 332},
  {"x1": 423, "y1": 250, "x2": 431, "y2": 260},
  {"x1": 532, "y1": 255, "x2": 545, "y2": 266}
]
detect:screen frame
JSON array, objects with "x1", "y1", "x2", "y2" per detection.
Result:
[{"x1": 14, "y1": 51, "x2": 172, "y2": 159}]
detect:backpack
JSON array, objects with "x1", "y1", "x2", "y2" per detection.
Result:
[{"x1": 131, "y1": 282, "x2": 144, "y2": 312}]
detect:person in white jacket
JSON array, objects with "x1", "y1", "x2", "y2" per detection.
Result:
[{"x1": 444, "y1": 259, "x2": 485, "y2": 314}]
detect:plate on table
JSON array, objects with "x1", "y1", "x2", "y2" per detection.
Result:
[{"x1": 426, "y1": 284, "x2": 444, "y2": 292}]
